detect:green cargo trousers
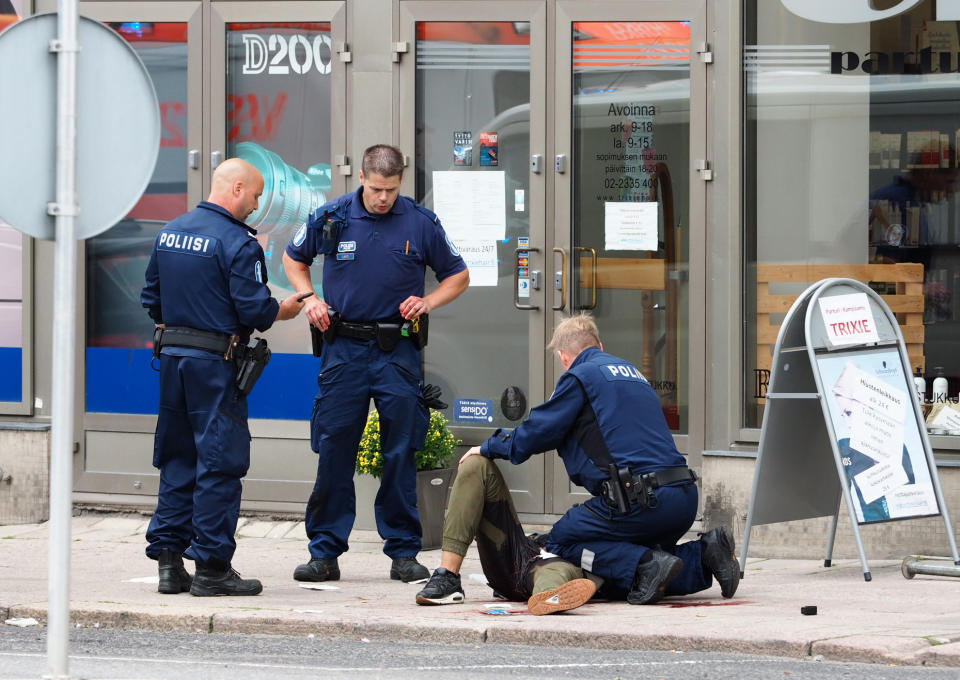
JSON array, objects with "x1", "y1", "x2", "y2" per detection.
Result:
[{"x1": 441, "y1": 454, "x2": 585, "y2": 601}]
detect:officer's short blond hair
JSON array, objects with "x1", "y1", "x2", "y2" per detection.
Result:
[{"x1": 547, "y1": 313, "x2": 601, "y2": 355}]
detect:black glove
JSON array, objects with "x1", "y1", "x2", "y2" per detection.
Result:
[{"x1": 421, "y1": 383, "x2": 448, "y2": 410}]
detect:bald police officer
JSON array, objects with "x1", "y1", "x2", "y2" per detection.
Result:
[
  {"x1": 283, "y1": 144, "x2": 469, "y2": 584},
  {"x1": 142, "y1": 158, "x2": 306, "y2": 596}
]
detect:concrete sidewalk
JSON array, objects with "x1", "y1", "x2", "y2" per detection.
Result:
[{"x1": 2, "y1": 515, "x2": 960, "y2": 667}]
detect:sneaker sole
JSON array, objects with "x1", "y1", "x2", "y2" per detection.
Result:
[
  {"x1": 415, "y1": 591, "x2": 465, "y2": 605},
  {"x1": 527, "y1": 578, "x2": 597, "y2": 616}
]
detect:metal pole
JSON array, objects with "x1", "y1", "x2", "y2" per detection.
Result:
[
  {"x1": 902, "y1": 556, "x2": 960, "y2": 579},
  {"x1": 48, "y1": 0, "x2": 80, "y2": 677},
  {"x1": 823, "y1": 506, "x2": 839, "y2": 568}
]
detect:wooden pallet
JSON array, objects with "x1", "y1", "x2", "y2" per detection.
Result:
[{"x1": 756, "y1": 263, "x2": 925, "y2": 381}]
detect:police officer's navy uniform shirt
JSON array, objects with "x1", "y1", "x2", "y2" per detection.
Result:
[
  {"x1": 284, "y1": 186, "x2": 466, "y2": 323},
  {"x1": 481, "y1": 346, "x2": 685, "y2": 496},
  {"x1": 141, "y1": 201, "x2": 279, "y2": 352}
]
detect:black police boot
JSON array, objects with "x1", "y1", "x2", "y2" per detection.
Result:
[
  {"x1": 415, "y1": 568, "x2": 465, "y2": 605},
  {"x1": 700, "y1": 525, "x2": 741, "y2": 599},
  {"x1": 293, "y1": 557, "x2": 340, "y2": 582},
  {"x1": 189, "y1": 567, "x2": 262, "y2": 597},
  {"x1": 627, "y1": 549, "x2": 683, "y2": 605},
  {"x1": 390, "y1": 556, "x2": 430, "y2": 583},
  {"x1": 157, "y1": 549, "x2": 192, "y2": 594}
]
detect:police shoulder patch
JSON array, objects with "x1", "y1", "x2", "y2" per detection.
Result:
[
  {"x1": 445, "y1": 234, "x2": 460, "y2": 256},
  {"x1": 293, "y1": 223, "x2": 307, "y2": 247},
  {"x1": 255, "y1": 260, "x2": 263, "y2": 283}
]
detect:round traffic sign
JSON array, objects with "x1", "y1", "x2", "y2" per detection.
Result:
[{"x1": 0, "y1": 13, "x2": 160, "y2": 240}]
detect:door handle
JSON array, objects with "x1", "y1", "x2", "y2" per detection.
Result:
[
  {"x1": 514, "y1": 246, "x2": 540, "y2": 310},
  {"x1": 552, "y1": 247, "x2": 567, "y2": 311},
  {"x1": 575, "y1": 246, "x2": 598, "y2": 310}
]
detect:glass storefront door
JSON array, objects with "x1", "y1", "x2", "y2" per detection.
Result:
[
  {"x1": 553, "y1": 2, "x2": 708, "y2": 511},
  {"x1": 78, "y1": 1, "x2": 203, "y2": 495},
  {"x1": 400, "y1": 2, "x2": 548, "y2": 513},
  {"x1": 210, "y1": 2, "x2": 346, "y2": 501}
]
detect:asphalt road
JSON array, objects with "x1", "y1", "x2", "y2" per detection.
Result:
[{"x1": 1, "y1": 627, "x2": 957, "y2": 680}]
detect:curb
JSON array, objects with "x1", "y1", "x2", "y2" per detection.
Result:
[{"x1": 6, "y1": 604, "x2": 960, "y2": 667}]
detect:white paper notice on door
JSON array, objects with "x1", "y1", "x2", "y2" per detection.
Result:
[
  {"x1": 432, "y1": 171, "x2": 506, "y2": 243},
  {"x1": 604, "y1": 202, "x2": 659, "y2": 251},
  {"x1": 455, "y1": 240, "x2": 498, "y2": 287}
]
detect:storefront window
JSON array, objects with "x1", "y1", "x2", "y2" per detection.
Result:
[
  {"x1": 414, "y1": 21, "x2": 532, "y2": 429},
  {"x1": 0, "y1": 221, "x2": 22, "y2": 404},
  {"x1": 224, "y1": 22, "x2": 333, "y2": 420},
  {"x1": 225, "y1": 21, "x2": 332, "y2": 319},
  {"x1": 571, "y1": 21, "x2": 692, "y2": 433},
  {"x1": 744, "y1": 0, "x2": 960, "y2": 436},
  {"x1": 85, "y1": 22, "x2": 188, "y2": 413},
  {"x1": 0, "y1": 2, "x2": 24, "y2": 406}
]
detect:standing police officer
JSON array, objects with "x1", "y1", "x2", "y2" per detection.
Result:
[
  {"x1": 283, "y1": 144, "x2": 469, "y2": 583},
  {"x1": 455, "y1": 314, "x2": 740, "y2": 604},
  {"x1": 141, "y1": 158, "x2": 306, "y2": 596}
]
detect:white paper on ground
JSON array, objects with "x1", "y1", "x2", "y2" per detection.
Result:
[
  {"x1": 5, "y1": 618, "x2": 39, "y2": 627},
  {"x1": 125, "y1": 576, "x2": 160, "y2": 584}
]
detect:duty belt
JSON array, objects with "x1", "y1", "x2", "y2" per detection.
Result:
[
  {"x1": 310, "y1": 312, "x2": 428, "y2": 355},
  {"x1": 336, "y1": 321, "x2": 381, "y2": 342},
  {"x1": 154, "y1": 326, "x2": 238, "y2": 360},
  {"x1": 601, "y1": 465, "x2": 698, "y2": 513}
]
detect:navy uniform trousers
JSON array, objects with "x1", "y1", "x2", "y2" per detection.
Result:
[
  {"x1": 306, "y1": 335, "x2": 428, "y2": 559},
  {"x1": 145, "y1": 354, "x2": 250, "y2": 571},
  {"x1": 546, "y1": 481, "x2": 712, "y2": 597}
]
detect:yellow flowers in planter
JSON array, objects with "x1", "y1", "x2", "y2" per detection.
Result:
[{"x1": 356, "y1": 409, "x2": 460, "y2": 479}]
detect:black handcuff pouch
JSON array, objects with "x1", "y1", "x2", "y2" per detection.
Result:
[{"x1": 375, "y1": 323, "x2": 402, "y2": 352}]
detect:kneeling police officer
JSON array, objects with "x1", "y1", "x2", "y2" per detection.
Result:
[
  {"x1": 422, "y1": 313, "x2": 740, "y2": 605},
  {"x1": 141, "y1": 158, "x2": 307, "y2": 596}
]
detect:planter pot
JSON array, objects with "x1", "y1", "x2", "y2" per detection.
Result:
[{"x1": 416, "y1": 467, "x2": 456, "y2": 550}]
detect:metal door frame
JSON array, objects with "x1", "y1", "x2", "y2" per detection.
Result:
[
  {"x1": 551, "y1": 0, "x2": 709, "y2": 513},
  {"x1": 76, "y1": 1, "x2": 204, "y2": 497},
  {"x1": 398, "y1": 1, "x2": 550, "y2": 514}
]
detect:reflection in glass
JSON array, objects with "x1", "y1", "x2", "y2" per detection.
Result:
[
  {"x1": 86, "y1": 23, "x2": 189, "y2": 350},
  {"x1": 415, "y1": 21, "x2": 532, "y2": 429},
  {"x1": 744, "y1": 0, "x2": 960, "y2": 431},
  {"x1": 571, "y1": 21, "x2": 691, "y2": 432},
  {"x1": 0, "y1": 5, "x2": 22, "y2": 403},
  {"x1": 226, "y1": 22, "x2": 333, "y2": 303}
]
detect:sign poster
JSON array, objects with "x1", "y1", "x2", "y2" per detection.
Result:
[
  {"x1": 431, "y1": 170, "x2": 506, "y2": 242},
  {"x1": 594, "y1": 106, "x2": 658, "y2": 203},
  {"x1": 816, "y1": 350, "x2": 940, "y2": 523},
  {"x1": 456, "y1": 241, "x2": 498, "y2": 287},
  {"x1": 479, "y1": 131, "x2": 498, "y2": 166},
  {"x1": 453, "y1": 130, "x2": 473, "y2": 166},
  {"x1": 604, "y1": 201, "x2": 658, "y2": 250},
  {"x1": 454, "y1": 398, "x2": 495, "y2": 423},
  {"x1": 818, "y1": 293, "x2": 880, "y2": 348}
]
